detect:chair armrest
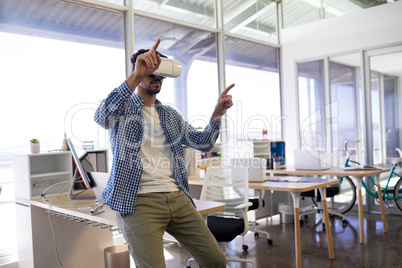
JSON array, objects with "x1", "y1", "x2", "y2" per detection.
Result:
[{"x1": 235, "y1": 202, "x2": 253, "y2": 210}]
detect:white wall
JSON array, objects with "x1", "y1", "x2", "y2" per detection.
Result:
[{"x1": 280, "y1": 1, "x2": 402, "y2": 165}]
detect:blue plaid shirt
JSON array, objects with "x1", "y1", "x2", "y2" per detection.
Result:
[{"x1": 94, "y1": 81, "x2": 220, "y2": 214}]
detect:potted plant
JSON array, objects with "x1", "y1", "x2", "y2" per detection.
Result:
[{"x1": 30, "y1": 139, "x2": 40, "y2": 153}]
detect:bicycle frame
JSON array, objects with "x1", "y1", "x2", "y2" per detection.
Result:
[{"x1": 344, "y1": 140, "x2": 402, "y2": 201}]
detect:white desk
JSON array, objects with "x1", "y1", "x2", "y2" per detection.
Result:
[
  {"x1": 190, "y1": 178, "x2": 339, "y2": 268},
  {"x1": 15, "y1": 192, "x2": 225, "y2": 268},
  {"x1": 266, "y1": 167, "x2": 390, "y2": 244}
]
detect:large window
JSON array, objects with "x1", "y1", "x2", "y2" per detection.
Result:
[
  {"x1": 0, "y1": 1, "x2": 284, "y2": 265},
  {"x1": 133, "y1": 0, "x2": 215, "y2": 27},
  {"x1": 187, "y1": 59, "x2": 219, "y2": 127},
  {"x1": 225, "y1": 37, "x2": 280, "y2": 157},
  {"x1": 133, "y1": 15, "x2": 218, "y2": 122},
  {"x1": 0, "y1": 0, "x2": 125, "y2": 265},
  {"x1": 223, "y1": 0, "x2": 278, "y2": 44}
]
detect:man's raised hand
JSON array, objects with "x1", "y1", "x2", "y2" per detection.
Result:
[{"x1": 212, "y1": 83, "x2": 235, "y2": 123}]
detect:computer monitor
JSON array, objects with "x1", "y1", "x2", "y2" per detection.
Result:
[
  {"x1": 67, "y1": 138, "x2": 95, "y2": 200},
  {"x1": 270, "y1": 141, "x2": 286, "y2": 168}
]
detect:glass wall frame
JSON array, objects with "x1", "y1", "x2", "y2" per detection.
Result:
[
  {"x1": 297, "y1": 45, "x2": 402, "y2": 214},
  {"x1": 363, "y1": 45, "x2": 402, "y2": 214}
]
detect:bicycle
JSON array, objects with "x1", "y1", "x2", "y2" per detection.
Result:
[{"x1": 343, "y1": 140, "x2": 402, "y2": 212}]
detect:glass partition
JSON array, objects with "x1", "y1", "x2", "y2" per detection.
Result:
[
  {"x1": 297, "y1": 60, "x2": 325, "y2": 151},
  {"x1": 369, "y1": 51, "x2": 402, "y2": 161},
  {"x1": 329, "y1": 61, "x2": 359, "y2": 166},
  {"x1": 367, "y1": 49, "x2": 402, "y2": 213},
  {"x1": 383, "y1": 75, "x2": 400, "y2": 157},
  {"x1": 370, "y1": 72, "x2": 383, "y2": 164}
]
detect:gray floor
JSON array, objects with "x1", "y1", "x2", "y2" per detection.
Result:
[{"x1": 163, "y1": 211, "x2": 402, "y2": 268}]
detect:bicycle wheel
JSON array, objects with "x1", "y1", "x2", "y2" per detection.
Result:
[
  {"x1": 394, "y1": 178, "x2": 402, "y2": 212},
  {"x1": 313, "y1": 176, "x2": 357, "y2": 214}
]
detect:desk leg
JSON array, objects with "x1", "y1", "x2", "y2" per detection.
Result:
[
  {"x1": 374, "y1": 174, "x2": 388, "y2": 233},
  {"x1": 290, "y1": 192, "x2": 302, "y2": 268},
  {"x1": 354, "y1": 178, "x2": 365, "y2": 244},
  {"x1": 319, "y1": 187, "x2": 335, "y2": 260}
]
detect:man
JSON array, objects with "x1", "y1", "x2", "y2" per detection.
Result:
[{"x1": 94, "y1": 38, "x2": 234, "y2": 268}]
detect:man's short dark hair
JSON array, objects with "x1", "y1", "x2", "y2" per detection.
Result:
[{"x1": 130, "y1": 49, "x2": 167, "y2": 70}]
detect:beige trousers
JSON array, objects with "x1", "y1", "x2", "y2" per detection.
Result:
[{"x1": 116, "y1": 190, "x2": 227, "y2": 268}]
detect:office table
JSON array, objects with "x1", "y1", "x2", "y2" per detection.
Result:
[
  {"x1": 15, "y1": 193, "x2": 225, "y2": 268},
  {"x1": 266, "y1": 167, "x2": 390, "y2": 244},
  {"x1": 18, "y1": 193, "x2": 225, "y2": 224},
  {"x1": 190, "y1": 178, "x2": 339, "y2": 268}
]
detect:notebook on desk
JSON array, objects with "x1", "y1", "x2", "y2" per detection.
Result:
[
  {"x1": 294, "y1": 150, "x2": 330, "y2": 170},
  {"x1": 87, "y1": 172, "x2": 110, "y2": 203}
]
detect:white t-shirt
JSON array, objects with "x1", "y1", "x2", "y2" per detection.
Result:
[{"x1": 138, "y1": 106, "x2": 179, "y2": 194}]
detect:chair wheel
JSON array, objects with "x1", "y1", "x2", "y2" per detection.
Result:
[
  {"x1": 242, "y1": 245, "x2": 248, "y2": 251},
  {"x1": 254, "y1": 232, "x2": 259, "y2": 238},
  {"x1": 342, "y1": 220, "x2": 347, "y2": 228},
  {"x1": 330, "y1": 215, "x2": 335, "y2": 221},
  {"x1": 268, "y1": 239, "x2": 273, "y2": 245},
  {"x1": 322, "y1": 222, "x2": 326, "y2": 229}
]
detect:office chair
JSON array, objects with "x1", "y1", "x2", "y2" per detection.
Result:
[
  {"x1": 300, "y1": 186, "x2": 347, "y2": 228},
  {"x1": 248, "y1": 189, "x2": 273, "y2": 245},
  {"x1": 185, "y1": 166, "x2": 254, "y2": 268}
]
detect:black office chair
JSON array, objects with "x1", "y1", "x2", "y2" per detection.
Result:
[
  {"x1": 248, "y1": 189, "x2": 273, "y2": 245},
  {"x1": 300, "y1": 185, "x2": 347, "y2": 228},
  {"x1": 185, "y1": 166, "x2": 254, "y2": 268}
]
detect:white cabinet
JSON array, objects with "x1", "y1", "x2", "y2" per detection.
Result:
[
  {"x1": 14, "y1": 152, "x2": 113, "y2": 268},
  {"x1": 15, "y1": 202, "x2": 113, "y2": 268},
  {"x1": 14, "y1": 152, "x2": 73, "y2": 199}
]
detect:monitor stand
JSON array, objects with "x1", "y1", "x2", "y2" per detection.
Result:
[{"x1": 68, "y1": 168, "x2": 96, "y2": 200}]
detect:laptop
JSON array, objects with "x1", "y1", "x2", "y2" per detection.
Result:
[
  {"x1": 293, "y1": 150, "x2": 330, "y2": 170},
  {"x1": 230, "y1": 157, "x2": 269, "y2": 182},
  {"x1": 87, "y1": 172, "x2": 110, "y2": 203}
]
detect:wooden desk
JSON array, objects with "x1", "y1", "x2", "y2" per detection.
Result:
[
  {"x1": 15, "y1": 193, "x2": 225, "y2": 268},
  {"x1": 267, "y1": 167, "x2": 390, "y2": 244},
  {"x1": 18, "y1": 193, "x2": 225, "y2": 225},
  {"x1": 190, "y1": 178, "x2": 339, "y2": 268}
]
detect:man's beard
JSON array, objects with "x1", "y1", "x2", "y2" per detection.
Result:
[
  {"x1": 144, "y1": 87, "x2": 161, "y2": 95},
  {"x1": 143, "y1": 78, "x2": 162, "y2": 95}
]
